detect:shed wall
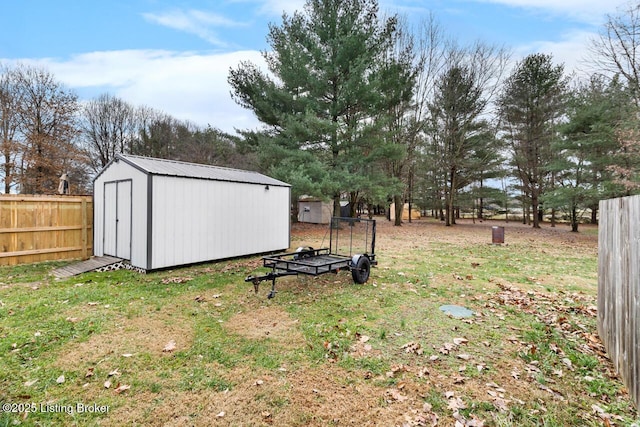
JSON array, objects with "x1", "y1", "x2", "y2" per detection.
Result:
[
  {"x1": 298, "y1": 200, "x2": 332, "y2": 224},
  {"x1": 93, "y1": 160, "x2": 149, "y2": 268},
  {"x1": 150, "y1": 175, "x2": 290, "y2": 269}
]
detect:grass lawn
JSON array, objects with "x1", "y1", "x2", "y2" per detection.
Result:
[{"x1": 0, "y1": 218, "x2": 638, "y2": 426}]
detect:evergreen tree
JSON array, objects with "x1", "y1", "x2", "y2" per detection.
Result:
[
  {"x1": 228, "y1": 0, "x2": 411, "y2": 216},
  {"x1": 498, "y1": 53, "x2": 569, "y2": 228}
]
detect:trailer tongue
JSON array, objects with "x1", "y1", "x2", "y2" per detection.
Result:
[{"x1": 245, "y1": 217, "x2": 377, "y2": 298}]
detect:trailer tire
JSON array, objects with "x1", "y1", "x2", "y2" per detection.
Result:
[{"x1": 351, "y1": 255, "x2": 371, "y2": 284}]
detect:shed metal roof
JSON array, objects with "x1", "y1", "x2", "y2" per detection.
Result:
[{"x1": 107, "y1": 154, "x2": 290, "y2": 187}]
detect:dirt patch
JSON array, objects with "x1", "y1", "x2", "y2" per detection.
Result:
[
  {"x1": 224, "y1": 306, "x2": 306, "y2": 349},
  {"x1": 55, "y1": 312, "x2": 194, "y2": 370}
]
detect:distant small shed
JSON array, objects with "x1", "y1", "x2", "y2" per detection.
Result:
[
  {"x1": 93, "y1": 154, "x2": 290, "y2": 271},
  {"x1": 389, "y1": 202, "x2": 421, "y2": 221},
  {"x1": 298, "y1": 198, "x2": 333, "y2": 224}
]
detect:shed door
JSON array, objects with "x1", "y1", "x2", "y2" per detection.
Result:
[{"x1": 103, "y1": 180, "x2": 132, "y2": 260}]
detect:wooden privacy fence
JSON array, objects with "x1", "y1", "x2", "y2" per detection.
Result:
[
  {"x1": 0, "y1": 194, "x2": 93, "y2": 266},
  {"x1": 598, "y1": 195, "x2": 640, "y2": 410}
]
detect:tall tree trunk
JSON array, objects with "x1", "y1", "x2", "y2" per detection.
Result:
[
  {"x1": 393, "y1": 195, "x2": 403, "y2": 226},
  {"x1": 291, "y1": 200, "x2": 299, "y2": 223},
  {"x1": 532, "y1": 193, "x2": 540, "y2": 228},
  {"x1": 333, "y1": 194, "x2": 341, "y2": 218},
  {"x1": 590, "y1": 204, "x2": 598, "y2": 225},
  {"x1": 446, "y1": 169, "x2": 456, "y2": 226},
  {"x1": 478, "y1": 179, "x2": 484, "y2": 221},
  {"x1": 571, "y1": 206, "x2": 579, "y2": 232}
]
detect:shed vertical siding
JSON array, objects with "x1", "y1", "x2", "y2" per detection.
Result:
[
  {"x1": 150, "y1": 175, "x2": 289, "y2": 269},
  {"x1": 93, "y1": 160, "x2": 148, "y2": 268},
  {"x1": 298, "y1": 200, "x2": 332, "y2": 224}
]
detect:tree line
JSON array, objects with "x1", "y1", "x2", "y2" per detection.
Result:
[
  {"x1": 0, "y1": 66, "x2": 253, "y2": 195},
  {"x1": 229, "y1": 0, "x2": 640, "y2": 230},
  {"x1": 3, "y1": 0, "x2": 640, "y2": 232}
]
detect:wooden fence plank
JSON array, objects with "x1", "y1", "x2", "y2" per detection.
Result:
[
  {"x1": 598, "y1": 195, "x2": 640, "y2": 410},
  {"x1": 0, "y1": 194, "x2": 93, "y2": 265}
]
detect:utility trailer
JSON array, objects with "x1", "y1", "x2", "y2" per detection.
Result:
[{"x1": 245, "y1": 217, "x2": 377, "y2": 298}]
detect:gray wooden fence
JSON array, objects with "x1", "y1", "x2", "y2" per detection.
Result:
[{"x1": 598, "y1": 195, "x2": 640, "y2": 410}]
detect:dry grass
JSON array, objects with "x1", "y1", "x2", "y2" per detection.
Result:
[{"x1": 1, "y1": 217, "x2": 638, "y2": 426}]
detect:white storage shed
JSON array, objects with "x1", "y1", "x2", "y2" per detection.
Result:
[
  {"x1": 93, "y1": 154, "x2": 290, "y2": 271},
  {"x1": 297, "y1": 197, "x2": 333, "y2": 224}
]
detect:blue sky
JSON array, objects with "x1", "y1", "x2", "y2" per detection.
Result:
[{"x1": 0, "y1": 0, "x2": 631, "y2": 134}]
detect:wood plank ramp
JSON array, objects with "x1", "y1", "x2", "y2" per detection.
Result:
[{"x1": 53, "y1": 256, "x2": 122, "y2": 278}]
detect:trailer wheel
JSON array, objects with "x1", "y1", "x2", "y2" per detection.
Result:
[{"x1": 351, "y1": 255, "x2": 371, "y2": 284}]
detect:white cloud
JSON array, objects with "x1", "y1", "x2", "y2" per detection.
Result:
[
  {"x1": 513, "y1": 29, "x2": 596, "y2": 78},
  {"x1": 17, "y1": 50, "x2": 266, "y2": 134},
  {"x1": 232, "y1": 0, "x2": 305, "y2": 17},
  {"x1": 143, "y1": 9, "x2": 248, "y2": 48},
  {"x1": 466, "y1": 0, "x2": 627, "y2": 24}
]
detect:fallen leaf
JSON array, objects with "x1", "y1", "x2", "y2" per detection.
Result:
[
  {"x1": 401, "y1": 341, "x2": 423, "y2": 355},
  {"x1": 108, "y1": 368, "x2": 120, "y2": 377},
  {"x1": 453, "y1": 337, "x2": 468, "y2": 346},
  {"x1": 493, "y1": 397, "x2": 510, "y2": 412},
  {"x1": 56, "y1": 375, "x2": 65, "y2": 384},
  {"x1": 114, "y1": 384, "x2": 130, "y2": 394},
  {"x1": 447, "y1": 396, "x2": 467, "y2": 410},
  {"x1": 24, "y1": 379, "x2": 38, "y2": 387},
  {"x1": 163, "y1": 340, "x2": 177, "y2": 352},
  {"x1": 85, "y1": 368, "x2": 94, "y2": 378},
  {"x1": 387, "y1": 389, "x2": 408, "y2": 402},
  {"x1": 453, "y1": 375, "x2": 466, "y2": 384},
  {"x1": 104, "y1": 380, "x2": 112, "y2": 389},
  {"x1": 417, "y1": 367, "x2": 430, "y2": 378},
  {"x1": 216, "y1": 411, "x2": 225, "y2": 418}
]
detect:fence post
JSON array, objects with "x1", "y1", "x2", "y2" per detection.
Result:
[{"x1": 81, "y1": 197, "x2": 88, "y2": 259}]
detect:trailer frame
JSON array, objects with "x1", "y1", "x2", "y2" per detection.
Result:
[{"x1": 245, "y1": 217, "x2": 377, "y2": 298}]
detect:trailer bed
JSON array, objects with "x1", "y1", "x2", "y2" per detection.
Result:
[
  {"x1": 263, "y1": 249, "x2": 354, "y2": 276},
  {"x1": 246, "y1": 217, "x2": 377, "y2": 298}
]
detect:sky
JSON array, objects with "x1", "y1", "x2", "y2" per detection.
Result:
[{"x1": 0, "y1": 0, "x2": 632, "y2": 135}]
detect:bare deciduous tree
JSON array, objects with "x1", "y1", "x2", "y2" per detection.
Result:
[
  {"x1": 586, "y1": 2, "x2": 640, "y2": 104},
  {"x1": 80, "y1": 93, "x2": 137, "y2": 172},
  {"x1": 0, "y1": 64, "x2": 21, "y2": 193}
]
